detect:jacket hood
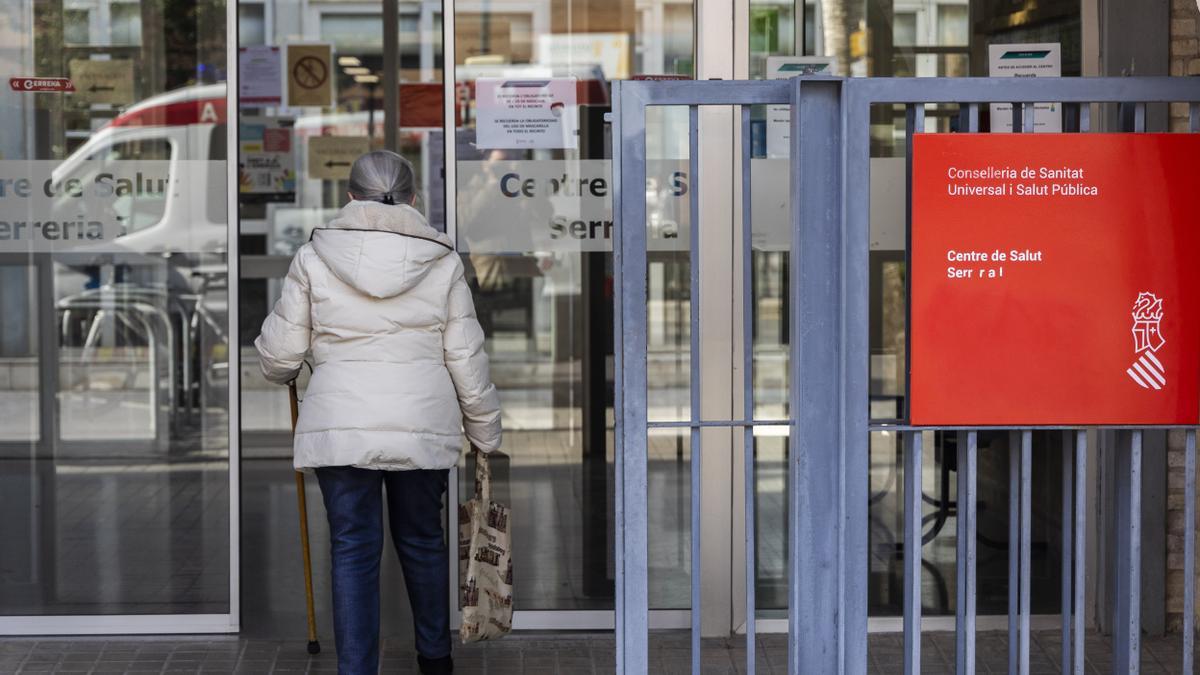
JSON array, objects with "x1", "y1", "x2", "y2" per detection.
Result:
[{"x1": 310, "y1": 200, "x2": 455, "y2": 299}]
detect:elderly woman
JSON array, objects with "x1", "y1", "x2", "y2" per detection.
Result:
[{"x1": 256, "y1": 150, "x2": 501, "y2": 675}]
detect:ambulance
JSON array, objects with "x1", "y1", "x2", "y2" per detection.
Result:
[{"x1": 50, "y1": 82, "x2": 230, "y2": 260}]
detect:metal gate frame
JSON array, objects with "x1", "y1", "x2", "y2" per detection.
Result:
[{"x1": 612, "y1": 76, "x2": 1200, "y2": 674}]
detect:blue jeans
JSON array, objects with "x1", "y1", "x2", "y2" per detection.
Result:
[{"x1": 315, "y1": 466, "x2": 451, "y2": 675}]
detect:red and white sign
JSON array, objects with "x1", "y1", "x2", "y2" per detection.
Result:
[
  {"x1": 9, "y1": 77, "x2": 74, "y2": 93},
  {"x1": 910, "y1": 133, "x2": 1200, "y2": 425}
]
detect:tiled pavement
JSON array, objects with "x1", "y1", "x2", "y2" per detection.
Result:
[{"x1": 1, "y1": 630, "x2": 1197, "y2": 674}]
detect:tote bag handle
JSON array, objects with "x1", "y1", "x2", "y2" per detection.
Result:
[{"x1": 473, "y1": 448, "x2": 491, "y2": 504}]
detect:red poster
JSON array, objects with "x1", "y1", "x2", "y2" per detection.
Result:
[{"x1": 910, "y1": 133, "x2": 1200, "y2": 425}]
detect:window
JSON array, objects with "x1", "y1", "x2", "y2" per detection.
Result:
[{"x1": 87, "y1": 139, "x2": 173, "y2": 233}]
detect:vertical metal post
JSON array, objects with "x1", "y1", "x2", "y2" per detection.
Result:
[
  {"x1": 1008, "y1": 431, "x2": 1019, "y2": 675},
  {"x1": 688, "y1": 103, "x2": 702, "y2": 675},
  {"x1": 956, "y1": 430, "x2": 977, "y2": 673},
  {"x1": 904, "y1": 431, "x2": 923, "y2": 675},
  {"x1": 1009, "y1": 103, "x2": 1028, "y2": 675},
  {"x1": 957, "y1": 106, "x2": 980, "y2": 675},
  {"x1": 904, "y1": 101, "x2": 922, "y2": 315},
  {"x1": 1185, "y1": 429, "x2": 1196, "y2": 675},
  {"x1": 904, "y1": 102, "x2": 924, "y2": 675},
  {"x1": 740, "y1": 103, "x2": 757, "y2": 675},
  {"x1": 616, "y1": 82, "x2": 650, "y2": 674},
  {"x1": 1074, "y1": 430, "x2": 1086, "y2": 675},
  {"x1": 1019, "y1": 430, "x2": 1032, "y2": 675},
  {"x1": 35, "y1": 256, "x2": 58, "y2": 452},
  {"x1": 1062, "y1": 431, "x2": 1074, "y2": 674},
  {"x1": 611, "y1": 82, "x2": 625, "y2": 673},
  {"x1": 843, "y1": 80, "x2": 872, "y2": 675},
  {"x1": 1114, "y1": 430, "x2": 1143, "y2": 674},
  {"x1": 382, "y1": 0, "x2": 399, "y2": 151},
  {"x1": 788, "y1": 77, "x2": 845, "y2": 675}
]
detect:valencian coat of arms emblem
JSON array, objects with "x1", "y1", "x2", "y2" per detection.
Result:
[{"x1": 1127, "y1": 292, "x2": 1166, "y2": 390}]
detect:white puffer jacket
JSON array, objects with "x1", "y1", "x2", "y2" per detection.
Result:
[{"x1": 255, "y1": 200, "x2": 502, "y2": 471}]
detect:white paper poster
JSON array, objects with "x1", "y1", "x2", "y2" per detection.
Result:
[
  {"x1": 765, "y1": 57, "x2": 836, "y2": 158},
  {"x1": 239, "y1": 46, "x2": 282, "y2": 106},
  {"x1": 988, "y1": 43, "x2": 1062, "y2": 133},
  {"x1": 475, "y1": 78, "x2": 579, "y2": 150}
]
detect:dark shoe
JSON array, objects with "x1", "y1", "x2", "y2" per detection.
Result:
[{"x1": 417, "y1": 654, "x2": 453, "y2": 674}]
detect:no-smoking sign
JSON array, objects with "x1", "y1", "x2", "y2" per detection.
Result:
[
  {"x1": 286, "y1": 44, "x2": 333, "y2": 107},
  {"x1": 292, "y1": 57, "x2": 327, "y2": 89}
]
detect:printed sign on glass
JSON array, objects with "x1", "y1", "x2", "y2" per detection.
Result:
[
  {"x1": 239, "y1": 116, "x2": 296, "y2": 202},
  {"x1": 240, "y1": 46, "x2": 283, "y2": 106},
  {"x1": 307, "y1": 136, "x2": 369, "y2": 180},
  {"x1": 69, "y1": 59, "x2": 135, "y2": 105},
  {"x1": 0, "y1": 160, "x2": 222, "y2": 253},
  {"x1": 765, "y1": 57, "x2": 836, "y2": 158},
  {"x1": 456, "y1": 159, "x2": 689, "y2": 253},
  {"x1": 987, "y1": 43, "x2": 1062, "y2": 133},
  {"x1": 475, "y1": 78, "x2": 579, "y2": 150},
  {"x1": 287, "y1": 44, "x2": 333, "y2": 108}
]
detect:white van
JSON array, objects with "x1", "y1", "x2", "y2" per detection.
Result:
[{"x1": 51, "y1": 83, "x2": 229, "y2": 261}]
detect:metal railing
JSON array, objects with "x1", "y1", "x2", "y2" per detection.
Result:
[{"x1": 612, "y1": 76, "x2": 1200, "y2": 674}]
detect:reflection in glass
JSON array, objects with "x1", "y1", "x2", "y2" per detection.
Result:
[
  {"x1": 453, "y1": 0, "x2": 694, "y2": 612},
  {"x1": 0, "y1": 0, "x2": 230, "y2": 616},
  {"x1": 238, "y1": 0, "x2": 445, "y2": 439}
]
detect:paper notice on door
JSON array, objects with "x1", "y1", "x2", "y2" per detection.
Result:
[
  {"x1": 240, "y1": 46, "x2": 283, "y2": 106},
  {"x1": 475, "y1": 78, "x2": 579, "y2": 150},
  {"x1": 240, "y1": 116, "x2": 296, "y2": 201},
  {"x1": 307, "y1": 136, "x2": 369, "y2": 180},
  {"x1": 988, "y1": 43, "x2": 1062, "y2": 133},
  {"x1": 765, "y1": 57, "x2": 836, "y2": 158}
]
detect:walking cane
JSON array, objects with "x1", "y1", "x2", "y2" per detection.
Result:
[{"x1": 289, "y1": 380, "x2": 321, "y2": 655}]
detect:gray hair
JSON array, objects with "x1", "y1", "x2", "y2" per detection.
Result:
[{"x1": 347, "y1": 150, "x2": 415, "y2": 205}]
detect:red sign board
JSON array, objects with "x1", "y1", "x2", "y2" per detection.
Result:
[
  {"x1": 910, "y1": 133, "x2": 1200, "y2": 425},
  {"x1": 10, "y1": 77, "x2": 74, "y2": 93}
]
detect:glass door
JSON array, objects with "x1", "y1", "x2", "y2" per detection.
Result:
[
  {"x1": 234, "y1": 0, "x2": 448, "y2": 637},
  {"x1": 0, "y1": 0, "x2": 236, "y2": 632},
  {"x1": 234, "y1": 0, "x2": 731, "y2": 634},
  {"x1": 448, "y1": 0, "x2": 699, "y2": 626}
]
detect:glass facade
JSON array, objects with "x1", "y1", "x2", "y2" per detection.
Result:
[
  {"x1": 0, "y1": 0, "x2": 231, "y2": 619},
  {"x1": 451, "y1": 1, "x2": 694, "y2": 612},
  {"x1": 0, "y1": 0, "x2": 1167, "y2": 636}
]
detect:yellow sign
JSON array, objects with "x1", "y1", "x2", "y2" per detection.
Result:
[
  {"x1": 307, "y1": 136, "x2": 370, "y2": 180},
  {"x1": 69, "y1": 59, "x2": 134, "y2": 105},
  {"x1": 287, "y1": 44, "x2": 333, "y2": 108}
]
